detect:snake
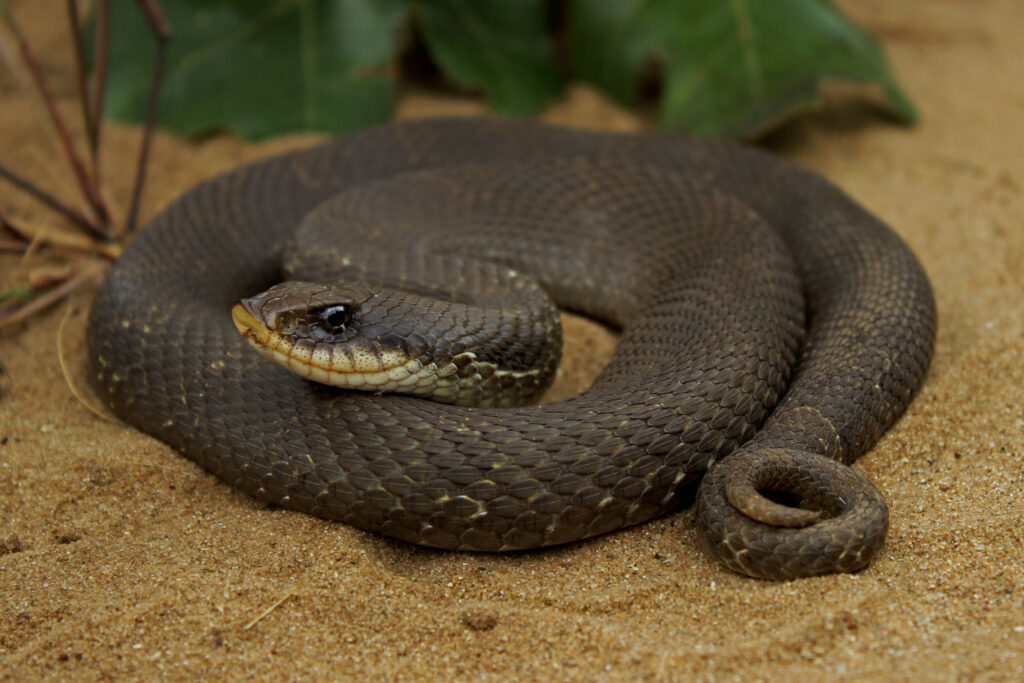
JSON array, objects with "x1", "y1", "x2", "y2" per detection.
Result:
[{"x1": 86, "y1": 118, "x2": 936, "y2": 580}]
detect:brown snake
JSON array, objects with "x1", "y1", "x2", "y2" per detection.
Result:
[{"x1": 87, "y1": 118, "x2": 936, "y2": 579}]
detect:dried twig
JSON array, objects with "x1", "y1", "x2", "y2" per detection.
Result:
[
  {"x1": 243, "y1": 585, "x2": 301, "y2": 631},
  {"x1": 0, "y1": 241, "x2": 27, "y2": 253},
  {"x1": 133, "y1": 0, "x2": 169, "y2": 43},
  {"x1": 0, "y1": 213, "x2": 25, "y2": 239},
  {"x1": 90, "y1": 0, "x2": 110, "y2": 156},
  {"x1": 0, "y1": 9, "x2": 31, "y2": 92},
  {"x1": 0, "y1": 262, "x2": 105, "y2": 330},
  {"x1": 123, "y1": 0, "x2": 169, "y2": 236},
  {"x1": 0, "y1": 234, "x2": 28, "y2": 253},
  {"x1": 66, "y1": 0, "x2": 97, "y2": 165},
  {"x1": 0, "y1": 218, "x2": 27, "y2": 252},
  {"x1": 0, "y1": 163, "x2": 100, "y2": 236},
  {"x1": 0, "y1": 0, "x2": 168, "y2": 329},
  {"x1": 2, "y1": 212, "x2": 122, "y2": 260},
  {"x1": 2, "y1": 12, "x2": 111, "y2": 232}
]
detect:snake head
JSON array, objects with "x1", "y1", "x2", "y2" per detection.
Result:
[
  {"x1": 231, "y1": 278, "x2": 557, "y2": 406},
  {"x1": 230, "y1": 280, "x2": 459, "y2": 401},
  {"x1": 232, "y1": 280, "x2": 432, "y2": 392},
  {"x1": 233, "y1": 281, "x2": 370, "y2": 343}
]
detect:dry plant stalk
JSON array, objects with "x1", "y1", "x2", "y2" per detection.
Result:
[{"x1": 0, "y1": 0, "x2": 169, "y2": 330}]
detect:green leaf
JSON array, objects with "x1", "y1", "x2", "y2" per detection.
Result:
[
  {"x1": 413, "y1": 0, "x2": 562, "y2": 116},
  {"x1": 0, "y1": 285, "x2": 32, "y2": 306},
  {"x1": 571, "y1": 0, "x2": 917, "y2": 137},
  {"x1": 93, "y1": 0, "x2": 912, "y2": 140},
  {"x1": 99, "y1": 0, "x2": 407, "y2": 140}
]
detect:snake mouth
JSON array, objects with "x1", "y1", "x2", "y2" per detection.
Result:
[
  {"x1": 231, "y1": 303, "x2": 270, "y2": 345},
  {"x1": 232, "y1": 301, "x2": 440, "y2": 393}
]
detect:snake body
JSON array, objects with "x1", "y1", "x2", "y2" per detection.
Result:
[{"x1": 87, "y1": 119, "x2": 936, "y2": 579}]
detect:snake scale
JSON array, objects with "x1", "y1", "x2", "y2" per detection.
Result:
[{"x1": 87, "y1": 118, "x2": 936, "y2": 579}]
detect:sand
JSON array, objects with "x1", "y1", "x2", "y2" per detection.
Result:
[{"x1": 1, "y1": 0, "x2": 1022, "y2": 679}]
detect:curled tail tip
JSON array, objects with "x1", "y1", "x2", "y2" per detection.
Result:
[{"x1": 696, "y1": 448, "x2": 889, "y2": 580}]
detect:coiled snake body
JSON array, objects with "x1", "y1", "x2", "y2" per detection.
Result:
[{"x1": 87, "y1": 119, "x2": 936, "y2": 579}]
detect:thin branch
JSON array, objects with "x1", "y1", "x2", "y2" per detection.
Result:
[
  {"x1": 66, "y1": 0, "x2": 97, "y2": 163},
  {"x1": 0, "y1": 215, "x2": 29, "y2": 255},
  {"x1": 0, "y1": 227, "x2": 25, "y2": 260},
  {"x1": 0, "y1": 241, "x2": 27, "y2": 253},
  {"x1": 0, "y1": 231, "x2": 29, "y2": 252},
  {"x1": 2, "y1": 211, "x2": 122, "y2": 260},
  {"x1": 124, "y1": 0, "x2": 169, "y2": 235},
  {"x1": 0, "y1": 214, "x2": 25, "y2": 240},
  {"x1": 0, "y1": 163, "x2": 103, "y2": 237},
  {"x1": 90, "y1": 0, "x2": 110, "y2": 164},
  {"x1": 0, "y1": 13, "x2": 32, "y2": 92},
  {"x1": 0, "y1": 263, "x2": 106, "y2": 330},
  {"x1": 134, "y1": 0, "x2": 169, "y2": 38},
  {"x1": 20, "y1": 224, "x2": 45, "y2": 261},
  {"x1": 3, "y1": 13, "x2": 111, "y2": 232}
]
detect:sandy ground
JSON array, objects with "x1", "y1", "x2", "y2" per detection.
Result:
[{"x1": 1, "y1": 0, "x2": 1022, "y2": 679}]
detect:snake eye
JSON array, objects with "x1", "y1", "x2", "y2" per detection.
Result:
[{"x1": 318, "y1": 304, "x2": 353, "y2": 333}]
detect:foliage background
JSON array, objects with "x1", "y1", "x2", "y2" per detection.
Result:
[{"x1": 99, "y1": 0, "x2": 916, "y2": 139}]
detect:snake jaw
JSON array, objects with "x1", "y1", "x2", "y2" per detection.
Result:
[
  {"x1": 232, "y1": 300, "x2": 310, "y2": 374},
  {"x1": 231, "y1": 302, "x2": 269, "y2": 346},
  {"x1": 232, "y1": 296, "x2": 443, "y2": 394},
  {"x1": 231, "y1": 289, "x2": 549, "y2": 407}
]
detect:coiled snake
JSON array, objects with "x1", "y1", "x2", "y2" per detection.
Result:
[{"x1": 87, "y1": 118, "x2": 936, "y2": 579}]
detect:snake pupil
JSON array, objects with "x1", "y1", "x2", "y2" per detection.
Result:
[{"x1": 320, "y1": 305, "x2": 352, "y2": 333}]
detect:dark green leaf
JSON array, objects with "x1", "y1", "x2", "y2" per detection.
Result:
[
  {"x1": 413, "y1": 0, "x2": 562, "y2": 116},
  {"x1": 571, "y1": 0, "x2": 917, "y2": 137},
  {"x1": 99, "y1": 0, "x2": 407, "y2": 139}
]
